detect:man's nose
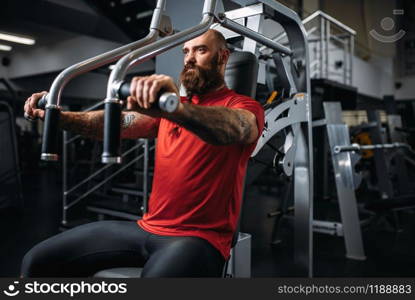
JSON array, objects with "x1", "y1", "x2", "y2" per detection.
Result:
[{"x1": 184, "y1": 53, "x2": 196, "y2": 65}]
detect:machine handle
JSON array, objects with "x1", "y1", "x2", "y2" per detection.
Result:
[
  {"x1": 23, "y1": 94, "x2": 49, "y2": 122},
  {"x1": 101, "y1": 101, "x2": 123, "y2": 164},
  {"x1": 37, "y1": 95, "x2": 48, "y2": 109},
  {"x1": 118, "y1": 81, "x2": 179, "y2": 113},
  {"x1": 101, "y1": 82, "x2": 180, "y2": 164},
  {"x1": 40, "y1": 106, "x2": 60, "y2": 161}
]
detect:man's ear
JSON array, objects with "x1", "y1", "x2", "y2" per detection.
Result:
[{"x1": 219, "y1": 48, "x2": 230, "y2": 65}]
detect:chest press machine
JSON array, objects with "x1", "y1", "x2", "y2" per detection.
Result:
[{"x1": 37, "y1": 0, "x2": 314, "y2": 277}]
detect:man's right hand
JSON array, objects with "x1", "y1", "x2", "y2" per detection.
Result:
[{"x1": 24, "y1": 91, "x2": 48, "y2": 121}]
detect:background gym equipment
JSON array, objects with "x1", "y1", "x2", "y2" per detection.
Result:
[{"x1": 0, "y1": 101, "x2": 23, "y2": 210}]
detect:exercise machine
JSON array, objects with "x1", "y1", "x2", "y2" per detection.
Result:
[{"x1": 37, "y1": 0, "x2": 314, "y2": 277}]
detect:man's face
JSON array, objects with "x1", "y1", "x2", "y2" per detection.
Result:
[{"x1": 180, "y1": 31, "x2": 227, "y2": 95}]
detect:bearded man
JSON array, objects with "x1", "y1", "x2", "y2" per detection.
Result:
[{"x1": 21, "y1": 29, "x2": 264, "y2": 277}]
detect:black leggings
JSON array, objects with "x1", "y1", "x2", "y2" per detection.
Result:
[{"x1": 20, "y1": 220, "x2": 225, "y2": 277}]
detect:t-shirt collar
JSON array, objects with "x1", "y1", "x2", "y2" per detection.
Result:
[{"x1": 190, "y1": 86, "x2": 230, "y2": 104}]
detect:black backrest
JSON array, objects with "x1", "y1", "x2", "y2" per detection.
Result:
[
  {"x1": 224, "y1": 52, "x2": 259, "y2": 248},
  {"x1": 225, "y1": 51, "x2": 259, "y2": 99}
]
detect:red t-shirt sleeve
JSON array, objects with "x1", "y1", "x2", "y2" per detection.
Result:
[{"x1": 226, "y1": 95, "x2": 265, "y2": 143}]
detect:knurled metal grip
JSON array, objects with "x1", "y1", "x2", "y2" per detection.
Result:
[
  {"x1": 41, "y1": 106, "x2": 61, "y2": 161},
  {"x1": 102, "y1": 100, "x2": 122, "y2": 164}
]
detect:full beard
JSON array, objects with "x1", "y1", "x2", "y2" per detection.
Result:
[{"x1": 179, "y1": 54, "x2": 225, "y2": 97}]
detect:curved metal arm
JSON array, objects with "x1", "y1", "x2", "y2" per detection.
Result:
[
  {"x1": 102, "y1": 0, "x2": 217, "y2": 164},
  {"x1": 106, "y1": 20, "x2": 216, "y2": 99},
  {"x1": 45, "y1": 0, "x2": 169, "y2": 108},
  {"x1": 40, "y1": 0, "x2": 170, "y2": 162}
]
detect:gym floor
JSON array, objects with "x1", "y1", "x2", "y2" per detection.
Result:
[{"x1": 1, "y1": 167, "x2": 414, "y2": 277}]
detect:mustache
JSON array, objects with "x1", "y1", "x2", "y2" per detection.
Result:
[
  {"x1": 183, "y1": 63, "x2": 201, "y2": 72},
  {"x1": 184, "y1": 63, "x2": 194, "y2": 69}
]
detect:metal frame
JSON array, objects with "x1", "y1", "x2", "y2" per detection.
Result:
[
  {"x1": 313, "y1": 102, "x2": 366, "y2": 261},
  {"x1": 306, "y1": 11, "x2": 355, "y2": 85},
  {"x1": 259, "y1": 10, "x2": 356, "y2": 85},
  {"x1": 366, "y1": 110, "x2": 414, "y2": 199},
  {"x1": 62, "y1": 132, "x2": 151, "y2": 225},
  {"x1": 61, "y1": 99, "x2": 152, "y2": 225},
  {"x1": 313, "y1": 102, "x2": 415, "y2": 258}
]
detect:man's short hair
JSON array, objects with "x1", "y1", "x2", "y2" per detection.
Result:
[{"x1": 210, "y1": 29, "x2": 228, "y2": 50}]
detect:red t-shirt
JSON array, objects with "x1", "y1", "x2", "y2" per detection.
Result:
[{"x1": 137, "y1": 87, "x2": 264, "y2": 259}]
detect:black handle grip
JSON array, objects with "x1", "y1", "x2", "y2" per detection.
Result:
[
  {"x1": 118, "y1": 82, "x2": 131, "y2": 100},
  {"x1": 101, "y1": 101, "x2": 122, "y2": 164},
  {"x1": 118, "y1": 81, "x2": 179, "y2": 113},
  {"x1": 37, "y1": 95, "x2": 48, "y2": 110},
  {"x1": 41, "y1": 107, "x2": 60, "y2": 161}
]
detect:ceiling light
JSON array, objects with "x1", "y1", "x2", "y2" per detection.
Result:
[
  {"x1": 0, "y1": 44, "x2": 12, "y2": 51},
  {"x1": 0, "y1": 32, "x2": 35, "y2": 45},
  {"x1": 136, "y1": 10, "x2": 153, "y2": 20}
]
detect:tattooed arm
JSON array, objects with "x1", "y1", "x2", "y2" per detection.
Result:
[
  {"x1": 59, "y1": 110, "x2": 159, "y2": 140},
  {"x1": 125, "y1": 75, "x2": 258, "y2": 146},
  {"x1": 23, "y1": 91, "x2": 158, "y2": 139},
  {"x1": 164, "y1": 103, "x2": 258, "y2": 145}
]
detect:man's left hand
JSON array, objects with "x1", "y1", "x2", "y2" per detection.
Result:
[{"x1": 127, "y1": 75, "x2": 180, "y2": 114}]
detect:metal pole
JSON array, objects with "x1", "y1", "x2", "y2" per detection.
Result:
[
  {"x1": 350, "y1": 35, "x2": 354, "y2": 85},
  {"x1": 62, "y1": 131, "x2": 68, "y2": 226},
  {"x1": 343, "y1": 35, "x2": 347, "y2": 84},
  {"x1": 334, "y1": 142, "x2": 412, "y2": 154},
  {"x1": 320, "y1": 16, "x2": 324, "y2": 79},
  {"x1": 325, "y1": 19, "x2": 330, "y2": 80},
  {"x1": 219, "y1": 15, "x2": 293, "y2": 56}
]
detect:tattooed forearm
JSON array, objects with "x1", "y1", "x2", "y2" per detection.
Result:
[
  {"x1": 122, "y1": 113, "x2": 136, "y2": 129},
  {"x1": 59, "y1": 110, "x2": 159, "y2": 140},
  {"x1": 236, "y1": 111, "x2": 252, "y2": 143},
  {"x1": 166, "y1": 103, "x2": 256, "y2": 145},
  {"x1": 120, "y1": 111, "x2": 159, "y2": 139},
  {"x1": 59, "y1": 111, "x2": 104, "y2": 140}
]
